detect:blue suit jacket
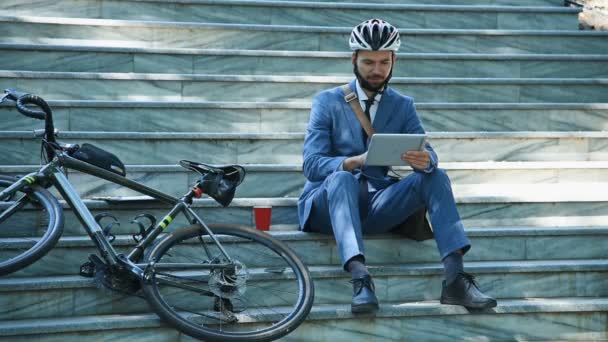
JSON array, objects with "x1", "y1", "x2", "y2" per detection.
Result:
[{"x1": 298, "y1": 79, "x2": 438, "y2": 232}]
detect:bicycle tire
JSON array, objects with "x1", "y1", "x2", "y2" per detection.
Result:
[
  {"x1": 142, "y1": 224, "x2": 314, "y2": 342},
  {"x1": 0, "y1": 175, "x2": 64, "y2": 276}
]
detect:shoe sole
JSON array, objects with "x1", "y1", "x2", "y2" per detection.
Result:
[
  {"x1": 351, "y1": 303, "x2": 379, "y2": 314},
  {"x1": 440, "y1": 297, "x2": 498, "y2": 309}
]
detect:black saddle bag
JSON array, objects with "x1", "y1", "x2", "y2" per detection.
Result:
[
  {"x1": 72, "y1": 143, "x2": 126, "y2": 176},
  {"x1": 198, "y1": 166, "x2": 245, "y2": 207}
]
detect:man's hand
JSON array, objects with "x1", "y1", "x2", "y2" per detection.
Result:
[
  {"x1": 402, "y1": 150, "x2": 430, "y2": 171},
  {"x1": 343, "y1": 152, "x2": 367, "y2": 172}
]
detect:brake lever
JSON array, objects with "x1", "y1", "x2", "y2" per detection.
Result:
[{"x1": 3, "y1": 88, "x2": 28, "y2": 102}]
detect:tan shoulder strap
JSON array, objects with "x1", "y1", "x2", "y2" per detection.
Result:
[{"x1": 341, "y1": 84, "x2": 375, "y2": 137}]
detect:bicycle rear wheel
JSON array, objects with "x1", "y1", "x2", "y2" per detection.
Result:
[
  {"x1": 142, "y1": 224, "x2": 314, "y2": 342},
  {"x1": 0, "y1": 175, "x2": 64, "y2": 276}
]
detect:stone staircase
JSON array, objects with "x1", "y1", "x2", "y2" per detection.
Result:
[{"x1": 1, "y1": 0, "x2": 608, "y2": 341}]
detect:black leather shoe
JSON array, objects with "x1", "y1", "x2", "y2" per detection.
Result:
[
  {"x1": 440, "y1": 272, "x2": 497, "y2": 309},
  {"x1": 350, "y1": 274, "x2": 379, "y2": 313}
]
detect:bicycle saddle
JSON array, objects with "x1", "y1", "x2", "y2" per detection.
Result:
[{"x1": 179, "y1": 160, "x2": 246, "y2": 207}]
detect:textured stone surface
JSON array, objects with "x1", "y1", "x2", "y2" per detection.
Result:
[
  {"x1": 3, "y1": 45, "x2": 607, "y2": 77},
  {"x1": 5, "y1": 102, "x2": 608, "y2": 132},
  {"x1": 1, "y1": 260, "x2": 607, "y2": 320},
  {"x1": 2, "y1": 228, "x2": 608, "y2": 277},
  {"x1": 1, "y1": 18, "x2": 607, "y2": 53},
  {"x1": 6, "y1": 161, "x2": 608, "y2": 198},
  {"x1": 287, "y1": 309, "x2": 608, "y2": 342},
  {"x1": 5, "y1": 131, "x2": 608, "y2": 164},
  {"x1": 0, "y1": 0, "x2": 580, "y2": 29},
  {"x1": 0, "y1": 0, "x2": 607, "y2": 340},
  {"x1": 2, "y1": 72, "x2": 607, "y2": 103},
  {"x1": 0, "y1": 299, "x2": 607, "y2": 340}
]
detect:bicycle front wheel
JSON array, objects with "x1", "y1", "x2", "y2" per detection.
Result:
[
  {"x1": 142, "y1": 224, "x2": 314, "y2": 342},
  {"x1": 0, "y1": 175, "x2": 64, "y2": 276}
]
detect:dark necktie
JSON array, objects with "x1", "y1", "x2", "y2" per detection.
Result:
[{"x1": 362, "y1": 98, "x2": 374, "y2": 145}]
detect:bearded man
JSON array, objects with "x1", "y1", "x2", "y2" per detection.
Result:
[{"x1": 297, "y1": 18, "x2": 497, "y2": 313}]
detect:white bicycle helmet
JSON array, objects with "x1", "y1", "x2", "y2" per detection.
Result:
[{"x1": 349, "y1": 18, "x2": 400, "y2": 52}]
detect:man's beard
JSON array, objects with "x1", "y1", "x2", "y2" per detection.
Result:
[{"x1": 353, "y1": 65, "x2": 393, "y2": 93}]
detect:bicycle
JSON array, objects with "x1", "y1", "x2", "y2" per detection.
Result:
[{"x1": 0, "y1": 88, "x2": 314, "y2": 341}]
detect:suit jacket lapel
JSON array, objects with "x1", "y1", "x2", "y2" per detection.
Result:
[
  {"x1": 372, "y1": 88, "x2": 397, "y2": 133},
  {"x1": 340, "y1": 81, "x2": 398, "y2": 148}
]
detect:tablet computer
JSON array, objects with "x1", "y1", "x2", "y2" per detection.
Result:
[{"x1": 365, "y1": 133, "x2": 427, "y2": 166}]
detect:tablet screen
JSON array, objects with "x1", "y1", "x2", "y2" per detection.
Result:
[{"x1": 365, "y1": 133, "x2": 426, "y2": 166}]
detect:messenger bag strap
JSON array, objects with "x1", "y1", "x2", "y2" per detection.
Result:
[{"x1": 341, "y1": 84, "x2": 375, "y2": 137}]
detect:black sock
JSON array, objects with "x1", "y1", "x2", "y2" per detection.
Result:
[
  {"x1": 346, "y1": 255, "x2": 369, "y2": 279},
  {"x1": 442, "y1": 251, "x2": 464, "y2": 284}
]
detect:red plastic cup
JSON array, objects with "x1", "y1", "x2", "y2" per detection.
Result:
[{"x1": 253, "y1": 206, "x2": 272, "y2": 231}]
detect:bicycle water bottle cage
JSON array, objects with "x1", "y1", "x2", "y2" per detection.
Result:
[
  {"x1": 179, "y1": 160, "x2": 246, "y2": 207},
  {"x1": 94, "y1": 213, "x2": 119, "y2": 243},
  {"x1": 131, "y1": 213, "x2": 157, "y2": 243}
]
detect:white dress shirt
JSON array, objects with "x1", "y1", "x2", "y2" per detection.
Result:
[{"x1": 355, "y1": 79, "x2": 382, "y2": 124}]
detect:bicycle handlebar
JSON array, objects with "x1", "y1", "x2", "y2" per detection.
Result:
[
  {"x1": 3, "y1": 89, "x2": 48, "y2": 120},
  {"x1": 3, "y1": 88, "x2": 57, "y2": 160},
  {"x1": 17, "y1": 94, "x2": 50, "y2": 121},
  {"x1": 3, "y1": 88, "x2": 28, "y2": 102}
]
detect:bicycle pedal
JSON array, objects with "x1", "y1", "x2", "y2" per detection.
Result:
[
  {"x1": 80, "y1": 254, "x2": 106, "y2": 277},
  {"x1": 79, "y1": 261, "x2": 95, "y2": 278}
]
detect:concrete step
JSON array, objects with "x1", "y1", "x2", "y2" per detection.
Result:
[
  {"x1": 4, "y1": 100, "x2": 608, "y2": 132},
  {"x1": 59, "y1": 189, "x2": 608, "y2": 230},
  {"x1": 1, "y1": 17, "x2": 607, "y2": 53},
  {"x1": 0, "y1": 1, "x2": 581, "y2": 30},
  {"x1": 0, "y1": 298, "x2": 606, "y2": 341},
  {"x1": 2, "y1": 222, "x2": 608, "y2": 276},
  {"x1": 248, "y1": 0, "x2": 567, "y2": 4},
  {"x1": 4, "y1": 101, "x2": 608, "y2": 133},
  {"x1": 2, "y1": 131, "x2": 608, "y2": 165},
  {"x1": 3, "y1": 161, "x2": 608, "y2": 198},
  {"x1": 3, "y1": 185, "x2": 608, "y2": 237},
  {"x1": 3, "y1": 71, "x2": 608, "y2": 103},
  {"x1": 0, "y1": 259, "x2": 606, "y2": 320},
  {"x1": 2, "y1": 44, "x2": 607, "y2": 78}
]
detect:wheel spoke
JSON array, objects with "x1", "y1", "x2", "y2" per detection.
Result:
[
  {"x1": 142, "y1": 225, "x2": 313, "y2": 340},
  {"x1": 154, "y1": 272, "x2": 215, "y2": 297},
  {"x1": 0, "y1": 177, "x2": 63, "y2": 277}
]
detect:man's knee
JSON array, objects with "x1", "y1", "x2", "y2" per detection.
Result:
[
  {"x1": 327, "y1": 171, "x2": 358, "y2": 188},
  {"x1": 324, "y1": 171, "x2": 359, "y2": 197},
  {"x1": 415, "y1": 168, "x2": 452, "y2": 191},
  {"x1": 429, "y1": 168, "x2": 450, "y2": 182},
  {"x1": 421, "y1": 167, "x2": 449, "y2": 180}
]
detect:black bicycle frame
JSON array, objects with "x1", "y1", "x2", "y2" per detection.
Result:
[{"x1": 0, "y1": 151, "x2": 233, "y2": 279}]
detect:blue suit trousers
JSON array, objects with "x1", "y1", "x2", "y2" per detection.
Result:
[{"x1": 307, "y1": 168, "x2": 471, "y2": 268}]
